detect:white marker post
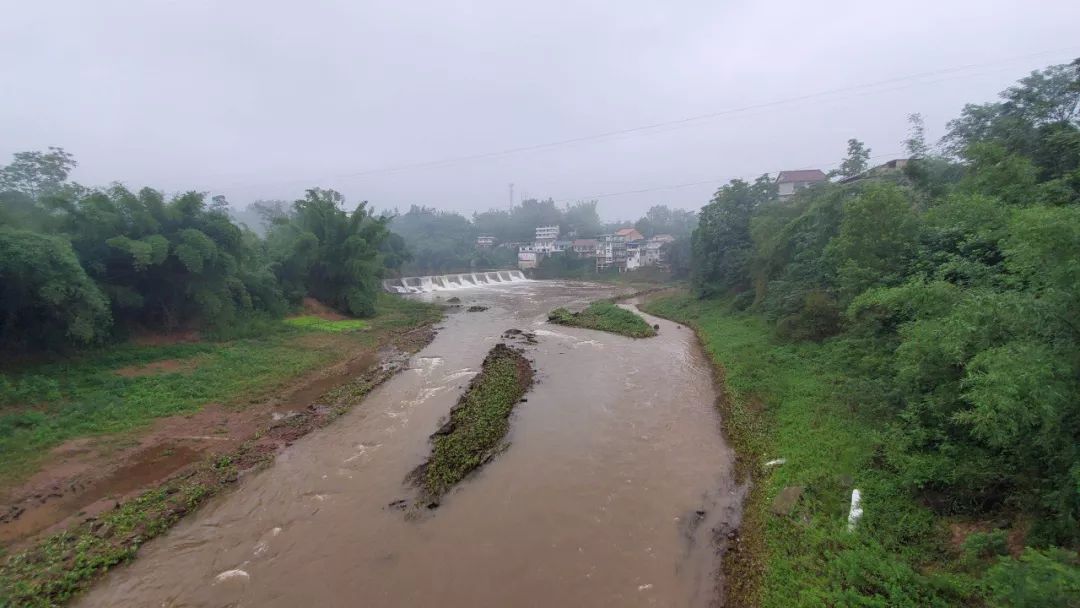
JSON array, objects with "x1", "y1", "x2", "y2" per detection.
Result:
[{"x1": 847, "y1": 489, "x2": 863, "y2": 531}]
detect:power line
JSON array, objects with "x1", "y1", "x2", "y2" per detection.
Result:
[
  {"x1": 320, "y1": 47, "x2": 1075, "y2": 180},
  {"x1": 201, "y1": 46, "x2": 1078, "y2": 192}
]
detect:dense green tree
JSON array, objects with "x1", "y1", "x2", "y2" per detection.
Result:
[
  {"x1": 378, "y1": 231, "x2": 412, "y2": 275},
  {"x1": 390, "y1": 205, "x2": 476, "y2": 274},
  {"x1": 53, "y1": 186, "x2": 283, "y2": 329},
  {"x1": 562, "y1": 200, "x2": 603, "y2": 236},
  {"x1": 471, "y1": 199, "x2": 564, "y2": 243},
  {"x1": 691, "y1": 175, "x2": 774, "y2": 296},
  {"x1": 634, "y1": 205, "x2": 697, "y2": 238},
  {"x1": 533, "y1": 251, "x2": 595, "y2": 279},
  {"x1": 905, "y1": 113, "x2": 929, "y2": 158},
  {"x1": 663, "y1": 236, "x2": 693, "y2": 279},
  {"x1": 471, "y1": 208, "x2": 513, "y2": 241},
  {"x1": 512, "y1": 198, "x2": 562, "y2": 241},
  {"x1": 750, "y1": 184, "x2": 846, "y2": 312},
  {"x1": 837, "y1": 138, "x2": 872, "y2": 177},
  {"x1": 686, "y1": 61, "x2": 1080, "y2": 549},
  {"x1": 824, "y1": 183, "x2": 921, "y2": 300},
  {"x1": 0, "y1": 148, "x2": 404, "y2": 349},
  {"x1": 471, "y1": 245, "x2": 518, "y2": 270},
  {"x1": 269, "y1": 188, "x2": 389, "y2": 317},
  {"x1": 232, "y1": 199, "x2": 290, "y2": 236},
  {"x1": 0, "y1": 228, "x2": 112, "y2": 348},
  {"x1": 942, "y1": 61, "x2": 1080, "y2": 165},
  {"x1": 0, "y1": 147, "x2": 77, "y2": 199}
]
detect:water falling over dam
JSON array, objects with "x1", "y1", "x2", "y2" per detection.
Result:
[{"x1": 382, "y1": 270, "x2": 528, "y2": 293}]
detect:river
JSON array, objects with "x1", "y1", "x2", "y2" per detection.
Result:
[{"x1": 77, "y1": 280, "x2": 741, "y2": 607}]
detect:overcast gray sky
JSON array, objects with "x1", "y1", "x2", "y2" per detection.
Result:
[{"x1": 2, "y1": 1, "x2": 1078, "y2": 220}]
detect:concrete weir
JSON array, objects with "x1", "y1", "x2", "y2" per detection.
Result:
[{"x1": 382, "y1": 270, "x2": 528, "y2": 293}]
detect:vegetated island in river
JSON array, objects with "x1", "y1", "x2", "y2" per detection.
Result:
[
  {"x1": 410, "y1": 343, "x2": 534, "y2": 507},
  {"x1": 548, "y1": 301, "x2": 657, "y2": 338}
]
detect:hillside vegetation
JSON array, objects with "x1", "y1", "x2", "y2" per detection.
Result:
[
  {"x1": 666, "y1": 59, "x2": 1080, "y2": 605},
  {"x1": 0, "y1": 155, "x2": 404, "y2": 353},
  {"x1": 389, "y1": 201, "x2": 695, "y2": 277}
]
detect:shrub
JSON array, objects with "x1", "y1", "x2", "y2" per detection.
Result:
[
  {"x1": 984, "y1": 548, "x2": 1080, "y2": 607},
  {"x1": 775, "y1": 290, "x2": 842, "y2": 342},
  {"x1": 0, "y1": 228, "x2": 113, "y2": 348},
  {"x1": 548, "y1": 302, "x2": 657, "y2": 338}
]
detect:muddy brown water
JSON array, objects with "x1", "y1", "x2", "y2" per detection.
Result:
[{"x1": 77, "y1": 281, "x2": 742, "y2": 608}]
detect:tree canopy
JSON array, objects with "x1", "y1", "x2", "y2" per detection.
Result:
[
  {"x1": 689, "y1": 60, "x2": 1080, "y2": 547},
  {"x1": 0, "y1": 157, "x2": 396, "y2": 350}
]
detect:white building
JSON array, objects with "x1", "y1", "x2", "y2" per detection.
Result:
[
  {"x1": 596, "y1": 234, "x2": 627, "y2": 271},
  {"x1": 625, "y1": 240, "x2": 643, "y2": 270},
  {"x1": 518, "y1": 249, "x2": 539, "y2": 269},
  {"x1": 776, "y1": 169, "x2": 827, "y2": 200},
  {"x1": 643, "y1": 234, "x2": 674, "y2": 266},
  {"x1": 518, "y1": 225, "x2": 574, "y2": 269},
  {"x1": 535, "y1": 225, "x2": 560, "y2": 241}
]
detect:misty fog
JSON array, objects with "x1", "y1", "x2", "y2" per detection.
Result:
[{"x1": 2, "y1": 0, "x2": 1078, "y2": 219}]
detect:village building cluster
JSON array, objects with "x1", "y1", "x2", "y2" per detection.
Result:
[
  {"x1": 511, "y1": 225, "x2": 675, "y2": 271},
  {"x1": 480, "y1": 160, "x2": 907, "y2": 272}
]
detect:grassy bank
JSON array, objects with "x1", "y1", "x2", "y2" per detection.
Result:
[
  {"x1": 548, "y1": 301, "x2": 657, "y2": 338},
  {"x1": 0, "y1": 294, "x2": 441, "y2": 607},
  {"x1": 642, "y1": 292, "x2": 988, "y2": 607},
  {"x1": 417, "y1": 344, "x2": 533, "y2": 503},
  {"x1": 0, "y1": 293, "x2": 440, "y2": 487}
]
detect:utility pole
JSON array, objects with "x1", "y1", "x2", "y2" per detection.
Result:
[{"x1": 508, "y1": 183, "x2": 514, "y2": 209}]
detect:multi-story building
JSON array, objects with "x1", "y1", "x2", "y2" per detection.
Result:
[
  {"x1": 608, "y1": 227, "x2": 645, "y2": 270},
  {"x1": 476, "y1": 235, "x2": 495, "y2": 248},
  {"x1": 535, "y1": 225, "x2": 560, "y2": 241},
  {"x1": 626, "y1": 240, "x2": 643, "y2": 270},
  {"x1": 572, "y1": 239, "x2": 599, "y2": 257},
  {"x1": 615, "y1": 227, "x2": 645, "y2": 243},
  {"x1": 596, "y1": 234, "x2": 627, "y2": 271},
  {"x1": 518, "y1": 245, "x2": 540, "y2": 269},
  {"x1": 518, "y1": 226, "x2": 580, "y2": 270},
  {"x1": 643, "y1": 234, "x2": 675, "y2": 266}
]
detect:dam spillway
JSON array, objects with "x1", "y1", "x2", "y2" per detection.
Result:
[{"x1": 382, "y1": 270, "x2": 528, "y2": 293}]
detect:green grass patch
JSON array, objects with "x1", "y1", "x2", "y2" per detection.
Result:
[
  {"x1": 282, "y1": 316, "x2": 369, "y2": 332},
  {"x1": 0, "y1": 293, "x2": 440, "y2": 486},
  {"x1": 548, "y1": 301, "x2": 657, "y2": 338},
  {"x1": 418, "y1": 344, "x2": 533, "y2": 502},
  {"x1": 641, "y1": 292, "x2": 982, "y2": 607}
]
